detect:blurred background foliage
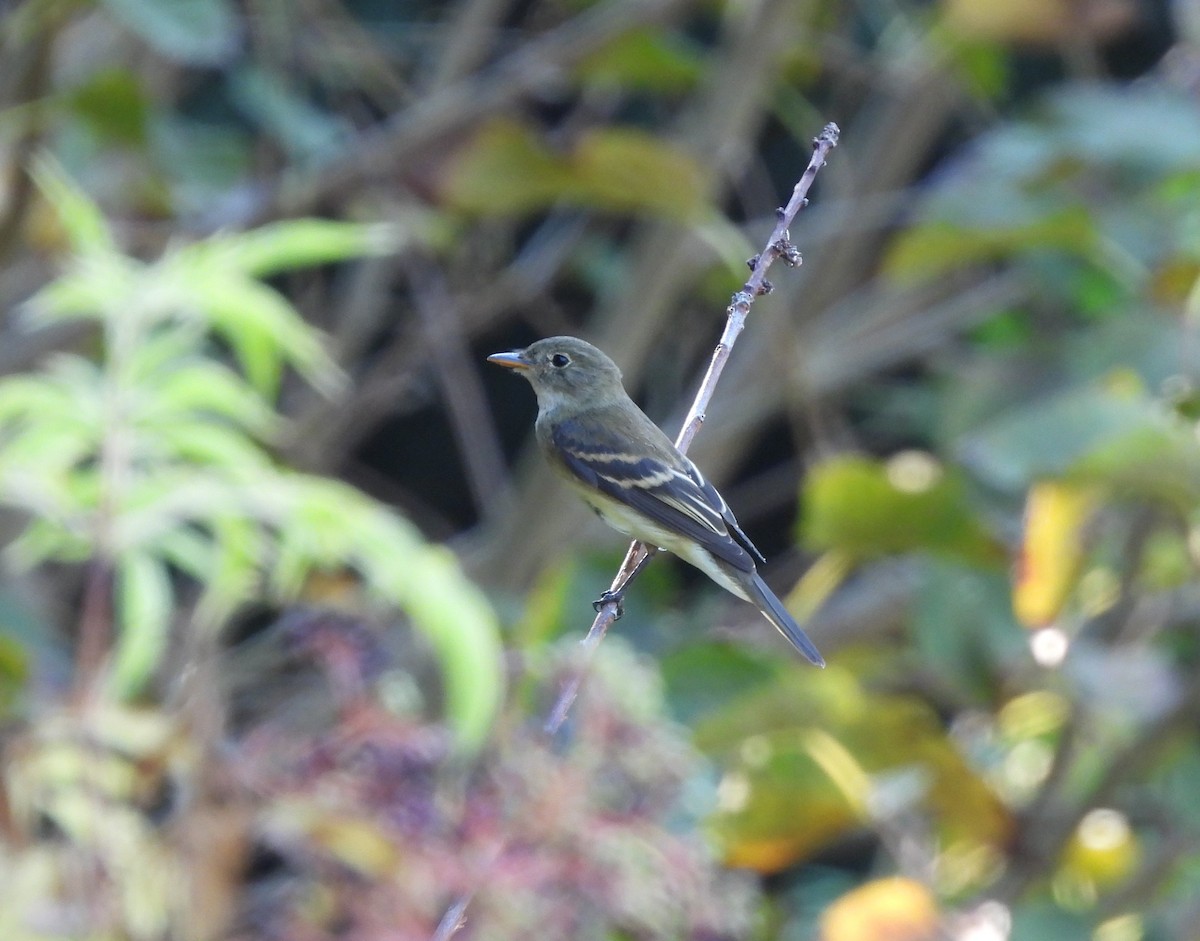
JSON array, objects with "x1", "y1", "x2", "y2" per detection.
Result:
[{"x1": 0, "y1": 0, "x2": 1198, "y2": 939}]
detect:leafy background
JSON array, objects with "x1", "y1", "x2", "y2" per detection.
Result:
[{"x1": 0, "y1": 0, "x2": 1198, "y2": 939}]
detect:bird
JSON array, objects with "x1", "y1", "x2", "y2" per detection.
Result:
[{"x1": 488, "y1": 336, "x2": 824, "y2": 667}]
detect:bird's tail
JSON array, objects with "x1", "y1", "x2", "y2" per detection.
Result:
[{"x1": 745, "y1": 573, "x2": 826, "y2": 667}]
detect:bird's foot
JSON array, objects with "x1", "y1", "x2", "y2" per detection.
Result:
[{"x1": 593, "y1": 589, "x2": 625, "y2": 619}]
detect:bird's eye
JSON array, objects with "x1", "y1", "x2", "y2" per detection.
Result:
[{"x1": 550, "y1": 353, "x2": 571, "y2": 368}]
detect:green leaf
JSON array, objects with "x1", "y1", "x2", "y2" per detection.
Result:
[
  {"x1": 567, "y1": 127, "x2": 707, "y2": 220},
  {"x1": 959, "y1": 386, "x2": 1167, "y2": 491},
  {"x1": 882, "y1": 210, "x2": 1096, "y2": 284},
  {"x1": 152, "y1": 526, "x2": 215, "y2": 582},
  {"x1": 1044, "y1": 84, "x2": 1200, "y2": 173},
  {"x1": 239, "y1": 475, "x2": 503, "y2": 749},
  {"x1": 214, "y1": 219, "x2": 400, "y2": 278},
  {"x1": 442, "y1": 119, "x2": 573, "y2": 216},
  {"x1": 1073, "y1": 419, "x2": 1200, "y2": 510},
  {"x1": 109, "y1": 552, "x2": 174, "y2": 698},
  {"x1": 0, "y1": 368, "x2": 102, "y2": 481},
  {"x1": 67, "y1": 68, "x2": 150, "y2": 146},
  {"x1": 151, "y1": 116, "x2": 253, "y2": 213},
  {"x1": 193, "y1": 514, "x2": 264, "y2": 627},
  {"x1": 152, "y1": 420, "x2": 274, "y2": 472},
  {"x1": 1009, "y1": 904, "x2": 1092, "y2": 941},
  {"x1": 100, "y1": 0, "x2": 238, "y2": 65},
  {"x1": 324, "y1": 483, "x2": 504, "y2": 753},
  {"x1": 7, "y1": 519, "x2": 94, "y2": 569},
  {"x1": 576, "y1": 28, "x2": 702, "y2": 93},
  {"x1": 25, "y1": 259, "x2": 138, "y2": 322},
  {"x1": 112, "y1": 472, "x2": 238, "y2": 552},
  {"x1": 0, "y1": 374, "x2": 79, "y2": 426},
  {"x1": 661, "y1": 643, "x2": 780, "y2": 727},
  {"x1": 443, "y1": 119, "x2": 707, "y2": 220},
  {"x1": 30, "y1": 156, "x2": 117, "y2": 256},
  {"x1": 0, "y1": 423, "x2": 96, "y2": 484},
  {"x1": 384, "y1": 543, "x2": 504, "y2": 753},
  {"x1": 124, "y1": 325, "x2": 206, "y2": 381},
  {"x1": 185, "y1": 272, "x2": 341, "y2": 398},
  {"x1": 801, "y1": 454, "x2": 1000, "y2": 564},
  {"x1": 149, "y1": 360, "x2": 276, "y2": 435}
]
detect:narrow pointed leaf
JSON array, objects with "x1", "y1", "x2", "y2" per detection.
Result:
[{"x1": 109, "y1": 552, "x2": 173, "y2": 698}]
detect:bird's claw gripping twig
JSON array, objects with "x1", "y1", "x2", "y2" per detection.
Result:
[{"x1": 592, "y1": 589, "x2": 625, "y2": 619}]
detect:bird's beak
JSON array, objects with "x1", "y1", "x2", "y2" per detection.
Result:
[{"x1": 487, "y1": 349, "x2": 532, "y2": 371}]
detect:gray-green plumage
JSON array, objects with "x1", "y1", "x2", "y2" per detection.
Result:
[{"x1": 488, "y1": 336, "x2": 824, "y2": 667}]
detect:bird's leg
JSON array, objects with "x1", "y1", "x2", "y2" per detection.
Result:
[{"x1": 592, "y1": 548, "x2": 656, "y2": 618}]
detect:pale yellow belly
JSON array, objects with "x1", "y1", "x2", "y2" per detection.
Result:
[{"x1": 574, "y1": 484, "x2": 752, "y2": 603}]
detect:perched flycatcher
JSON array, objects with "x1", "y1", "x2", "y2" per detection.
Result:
[{"x1": 488, "y1": 336, "x2": 824, "y2": 667}]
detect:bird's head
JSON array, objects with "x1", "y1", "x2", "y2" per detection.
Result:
[{"x1": 487, "y1": 336, "x2": 625, "y2": 410}]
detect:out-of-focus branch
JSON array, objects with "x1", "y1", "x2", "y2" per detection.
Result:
[
  {"x1": 402, "y1": 253, "x2": 514, "y2": 524},
  {"x1": 430, "y1": 0, "x2": 510, "y2": 88},
  {"x1": 543, "y1": 123, "x2": 841, "y2": 735},
  {"x1": 285, "y1": 212, "x2": 588, "y2": 477}
]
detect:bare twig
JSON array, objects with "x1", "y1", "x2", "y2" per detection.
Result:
[{"x1": 543, "y1": 123, "x2": 840, "y2": 735}]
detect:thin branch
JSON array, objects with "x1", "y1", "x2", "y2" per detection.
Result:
[{"x1": 543, "y1": 122, "x2": 840, "y2": 736}]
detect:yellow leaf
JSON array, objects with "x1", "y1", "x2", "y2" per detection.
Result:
[
  {"x1": 1013, "y1": 481, "x2": 1101, "y2": 627},
  {"x1": 267, "y1": 799, "x2": 399, "y2": 878},
  {"x1": 1060, "y1": 808, "x2": 1140, "y2": 891},
  {"x1": 724, "y1": 835, "x2": 828, "y2": 874},
  {"x1": 820, "y1": 877, "x2": 941, "y2": 941},
  {"x1": 786, "y1": 550, "x2": 854, "y2": 622},
  {"x1": 699, "y1": 668, "x2": 1011, "y2": 874},
  {"x1": 311, "y1": 815, "x2": 399, "y2": 877}
]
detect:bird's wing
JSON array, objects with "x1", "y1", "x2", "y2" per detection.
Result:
[{"x1": 549, "y1": 414, "x2": 761, "y2": 573}]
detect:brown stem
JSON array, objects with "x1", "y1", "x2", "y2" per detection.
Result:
[{"x1": 73, "y1": 558, "x2": 113, "y2": 703}]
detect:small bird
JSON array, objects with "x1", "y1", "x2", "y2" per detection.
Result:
[{"x1": 488, "y1": 336, "x2": 824, "y2": 667}]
